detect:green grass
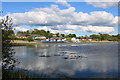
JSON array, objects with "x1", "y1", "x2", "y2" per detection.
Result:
[
  {"x1": 66, "y1": 37, "x2": 72, "y2": 42},
  {"x1": 80, "y1": 40, "x2": 118, "y2": 43}
]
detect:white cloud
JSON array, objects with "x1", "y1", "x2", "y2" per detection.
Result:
[
  {"x1": 5, "y1": 3, "x2": 118, "y2": 34},
  {"x1": 85, "y1": 0, "x2": 119, "y2": 8},
  {"x1": 13, "y1": 26, "x2": 28, "y2": 32},
  {"x1": 36, "y1": 26, "x2": 73, "y2": 34},
  {"x1": 46, "y1": 25, "x2": 115, "y2": 33},
  {"x1": 80, "y1": 26, "x2": 114, "y2": 33},
  {"x1": 56, "y1": 0, "x2": 71, "y2": 7},
  {"x1": 0, "y1": 17, "x2": 3, "y2": 22},
  {"x1": 9, "y1": 6, "x2": 117, "y2": 27},
  {"x1": 13, "y1": 25, "x2": 115, "y2": 34},
  {"x1": 37, "y1": 26, "x2": 52, "y2": 31}
]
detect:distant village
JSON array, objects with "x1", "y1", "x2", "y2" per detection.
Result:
[
  {"x1": 15, "y1": 33, "x2": 98, "y2": 43},
  {"x1": 9, "y1": 29, "x2": 119, "y2": 43}
]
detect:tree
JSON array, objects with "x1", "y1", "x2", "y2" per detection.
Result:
[
  {"x1": 56, "y1": 33, "x2": 60, "y2": 37},
  {"x1": 117, "y1": 34, "x2": 120, "y2": 41},
  {"x1": 17, "y1": 31, "x2": 23, "y2": 34},
  {"x1": 1, "y1": 16, "x2": 17, "y2": 70},
  {"x1": 99, "y1": 33, "x2": 111, "y2": 41},
  {"x1": 67, "y1": 34, "x2": 76, "y2": 38},
  {"x1": 27, "y1": 36, "x2": 34, "y2": 42},
  {"x1": 47, "y1": 33, "x2": 53, "y2": 37},
  {"x1": 61, "y1": 34, "x2": 65, "y2": 37},
  {"x1": 90, "y1": 34, "x2": 100, "y2": 39},
  {"x1": 26, "y1": 30, "x2": 30, "y2": 34}
]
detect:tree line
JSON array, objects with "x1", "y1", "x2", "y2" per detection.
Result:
[
  {"x1": 90, "y1": 33, "x2": 119, "y2": 41},
  {"x1": 5, "y1": 29, "x2": 120, "y2": 41},
  {"x1": 17, "y1": 29, "x2": 77, "y2": 38}
]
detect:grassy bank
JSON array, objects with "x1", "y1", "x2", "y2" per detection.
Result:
[
  {"x1": 11, "y1": 40, "x2": 119, "y2": 46},
  {"x1": 12, "y1": 40, "x2": 42, "y2": 44},
  {"x1": 80, "y1": 40, "x2": 118, "y2": 43},
  {"x1": 11, "y1": 40, "x2": 42, "y2": 46}
]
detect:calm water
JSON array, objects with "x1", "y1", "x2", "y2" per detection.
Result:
[{"x1": 13, "y1": 43, "x2": 118, "y2": 78}]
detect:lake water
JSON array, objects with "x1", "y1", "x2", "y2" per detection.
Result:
[{"x1": 13, "y1": 43, "x2": 118, "y2": 78}]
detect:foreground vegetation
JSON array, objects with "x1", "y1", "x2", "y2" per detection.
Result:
[
  {"x1": 1, "y1": 16, "x2": 40, "y2": 79},
  {"x1": 3, "y1": 69, "x2": 36, "y2": 79}
]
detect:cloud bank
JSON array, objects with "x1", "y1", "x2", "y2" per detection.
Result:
[
  {"x1": 13, "y1": 26, "x2": 28, "y2": 32},
  {"x1": 5, "y1": 0, "x2": 118, "y2": 34},
  {"x1": 56, "y1": 0, "x2": 71, "y2": 7},
  {"x1": 85, "y1": 0, "x2": 119, "y2": 8},
  {"x1": 9, "y1": 5, "x2": 117, "y2": 27}
]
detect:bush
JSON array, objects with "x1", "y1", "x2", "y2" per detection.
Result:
[
  {"x1": 27, "y1": 36, "x2": 34, "y2": 42},
  {"x1": 15, "y1": 38, "x2": 26, "y2": 40}
]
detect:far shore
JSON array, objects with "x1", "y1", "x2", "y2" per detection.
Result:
[
  {"x1": 12, "y1": 40, "x2": 118, "y2": 44},
  {"x1": 11, "y1": 40, "x2": 119, "y2": 46},
  {"x1": 80, "y1": 40, "x2": 118, "y2": 43},
  {"x1": 12, "y1": 40, "x2": 42, "y2": 44}
]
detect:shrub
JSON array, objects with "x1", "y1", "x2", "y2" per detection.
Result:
[{"x1": 27, "y1": 36, "x2": 34, "y2": 42}]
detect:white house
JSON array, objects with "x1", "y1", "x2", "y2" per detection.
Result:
[{"x1": 71, "y1": 37, "x2": 80, "y2": 43}]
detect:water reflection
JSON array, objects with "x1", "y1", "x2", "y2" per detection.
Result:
[{"x1": 13, "y1": 43, "x2": 118, "y2": 78}]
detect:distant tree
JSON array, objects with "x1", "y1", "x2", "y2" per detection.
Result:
[
  {"x1": 47, "y1": 31, "x2": 50, "y2": 33},
  {"x1": 17, "y1": 31, "x2": 23, "y2": 34},
  {"x1": 117, "y1": 34, "x2": 120, "y2": 41},
  {"x1": 26, "y1": 30, "x2": 30, "y2": 34},
  {"x1": 48, "y1": 33, "x2": 54, "y2": 37},
  {"x1": 61, "y1": 34, "x2": 65, "y2": 37},
  {"x1": 27, "y1": 36, "x2": 34, "y2": 42},
  {"x1": 90, "y1": 34, "x2": 100, "y2": 39},
  {"x1": 46, "y1": 31, "x2": 53, "y2": 37},
  {"x1": 56, "y1": 33, "x2": 60, "y2": 37},
  {"x1": 89, "y1": 33, "x2": 119, "y2": 41},
  {"x1": 67, "y1": 34, "x2": 76, "y2": 38},
  {"x1": 99, "y1": 33, "x2": 111, "y2": 41},
  {"x1": 40, "y1": 30, "x2": 47, "y2": 36}
]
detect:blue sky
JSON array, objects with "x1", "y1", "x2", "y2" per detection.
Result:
[
  {"x1": 2, "y1": 0, "x2": 85, "y2": 2},
  {"x1": 2, "y1": 2, "x2": 118, "y2": 16},
  {"x1": 2, "y1": 1, "x2": 118, "y2": 36}
]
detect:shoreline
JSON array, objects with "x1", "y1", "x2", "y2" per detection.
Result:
[
  {"x1": 12, "y1": 40, "x2": 118, "y2": 44},
  {"x1": 11, "y1": 40, "x2": 118, "y2": 46},
  {"x1": 80, "y1": 40, "x2": 118, "y2": 43}
]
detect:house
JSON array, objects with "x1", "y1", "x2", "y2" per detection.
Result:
[
  {"x1": 16, "y1": 34, "x2": 30, "y2": 38},
  {"x1": 49, "y1": 37, "x2": 62, "y2": 42},
  {"x1": 71, "y1": 37, "x2": 81, "y2": 43},
  {"x1": 31, "y1": 35, "x2": 46, "y2": 40},
  {"x1": 61, "y1": 38, "x2": 66, "y2": 41},
  {"x1": 31, "y1": 35, "x2": 40, "y2": 39},
  {"x1": 80, "y1": 37, "x2": 93, "y2": 41},
  {"x1": 42, "y1": 37, "x2": 65, "y2": 42},
  {"x1": 71, "y1": 37, "x2": 94, "y2": 42}
]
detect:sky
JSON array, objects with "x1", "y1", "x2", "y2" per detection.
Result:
[{"x1": 1, "y1": 0, "x2": 119, "y2": 36}]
